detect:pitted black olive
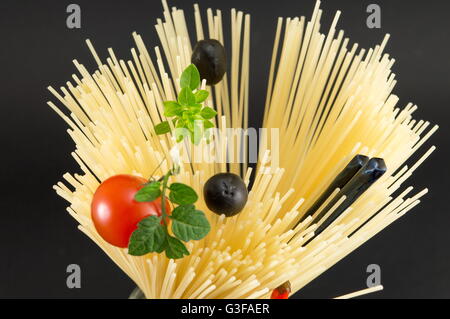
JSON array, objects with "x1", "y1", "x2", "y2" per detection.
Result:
[{"x1": 203, "y1": 173, "x2": 248, "y2": 217}]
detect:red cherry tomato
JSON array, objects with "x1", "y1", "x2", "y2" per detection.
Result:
[
  {"x1": 91, "y1": 174, "x2": 170, "y2": 248},
  {"x1": 270, "y1": 290, "x2": 289, "y2": 299},
  {"x1": 270, "y1": 281, "x2": 291, "y2": 299}
]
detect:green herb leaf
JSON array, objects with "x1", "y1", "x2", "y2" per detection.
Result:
[
  {"x1": 180, "y1": 64, "x2": 200, "y2": 91},
  {"x1": 170, "y1": 205, "x2": 211, "y2": 242},
  {"x1": 153, "y1": 64, "x2": 217, "y2": 145},
  {"x1": 155, "y1": 121, "x2": 171, "y2": 135},
  {"x1": 165, "y1": 235, "x2": 190, "y2": 259},
  {"x1": 186, "y1": 120, "x2": 194, "y2": 132},
  {"x1": 134, "y1": 181, "x2": 161, "y2": 202},
  {"x1": 203, "y1": 119, "x2": 214, "y2": 129},
  {"x1": 128, "y1": 216, "x2": 167, "y2": 256},
  {"x1": 175, "y1": 118, "x2": 186, "y2": 128},
  {"x1": 178, "y1": 87, "x2": 197, "y2": 106},
  {"x1": 194, "y1": 90, "x2": 209, "y2": 103},
  {"x1": 163, "y1": 101, "x2": 182, "y2": 117},
  {"x1": 189, "y1": 104, "x2": 202, "y2": 113},
  {"x1": 200, "y1": 107, "x2": 218, "y2": 120},
  {"x1": 169, "y1": 183, "x2": 198, "y2": 205}
]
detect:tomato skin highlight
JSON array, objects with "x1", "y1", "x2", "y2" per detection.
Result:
[{"x1": 91, "y1": 174, "x2": 170, "y2": 248}]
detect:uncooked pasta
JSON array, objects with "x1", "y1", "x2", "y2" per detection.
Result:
[{"x1": 49, "y1": 0, "x2": 437, "y2": 298}]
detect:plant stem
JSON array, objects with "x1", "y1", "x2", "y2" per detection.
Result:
[{"x1": 160, "y1": 170, "x2": 172, "y2": 227}]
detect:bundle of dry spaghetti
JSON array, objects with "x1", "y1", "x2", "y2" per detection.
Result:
[{"x1": 49, "y1": 0, "x2": 437, "y2": 298}]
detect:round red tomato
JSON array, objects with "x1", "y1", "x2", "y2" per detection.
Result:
[{"x1": 91, "y1": 174, "x2": 170, "y2": 248}]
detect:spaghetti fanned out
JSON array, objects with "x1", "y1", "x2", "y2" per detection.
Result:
[{"x1": 50, "y1": 0, "x2": 437, "y2": 298}]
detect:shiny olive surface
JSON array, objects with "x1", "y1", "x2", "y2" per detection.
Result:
[
  {"x1": 191, "y1": 39, "x2": 226, "y2": 85},
  {"x1": 203, "y1": 173, "x2": 248, "y2": 217}
]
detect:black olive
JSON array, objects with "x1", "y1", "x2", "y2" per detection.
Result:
[
  {"x1": 191, "y1": 39, "x2": 226, "y2": 85},
  {"x1": 203, "y1": 173, "x2": 248, "y2": 217}
]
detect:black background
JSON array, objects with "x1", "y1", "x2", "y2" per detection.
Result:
[{"x1": 0, "y1": 0, "x2": 449, "y2": 299}]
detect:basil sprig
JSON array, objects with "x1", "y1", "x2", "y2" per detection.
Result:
[
  {"x1": 154, "y1": 64, "x2": 217, "y2": 144},
  {"x1": 128, "y1": 168, "x2": 210, "y2": 259}
]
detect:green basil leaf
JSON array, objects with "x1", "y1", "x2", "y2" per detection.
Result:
[
  {"x1": 169, "y1": 183, "x2": 198, "y2": 205},
  {"x1": 175, "y1": 118, "x2": 186, "y2": 128},
  {"x1": 128, "y1": 216, "x2": 167, "y2": 256},
  {"x1": 194, "y1": 90, "x2": 209, "y2": 103},
  {"x1": 134, "y1": 181, "x2": 161, "y2": 202},
  {"x1": 180, "y1": 64, "x2": 200, "y2": 91},
  {"x1": 189, "y1": 104, "x2": 202, "y2": 113},
  {"x1": 186, "y1": 120, "x2": 194, "y2": 132},
  {"x1": 165, "y1": 235, "x2": 190, "y2": 259},
  {"x1": 163, "y1": 101, "x2": 182, "y2": 117},
  {"x1": 170, "y1": 205, "x2": 211, "y2": 242},
  {"x1": 178, "y1": 87, "x2": 196, "y2": 106},
  {"x1": 203, "y1": 119, "x2": 214, "y2": 129},
  {"x1": 194, "y1": 114, "x2": 204, "y2": 121},
  {"x1": 155, "y1": 121, "x2": 171, "y2": 135},
  {"x1": 200, "y1": 106, "x2": 217, "y2": 120}
]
